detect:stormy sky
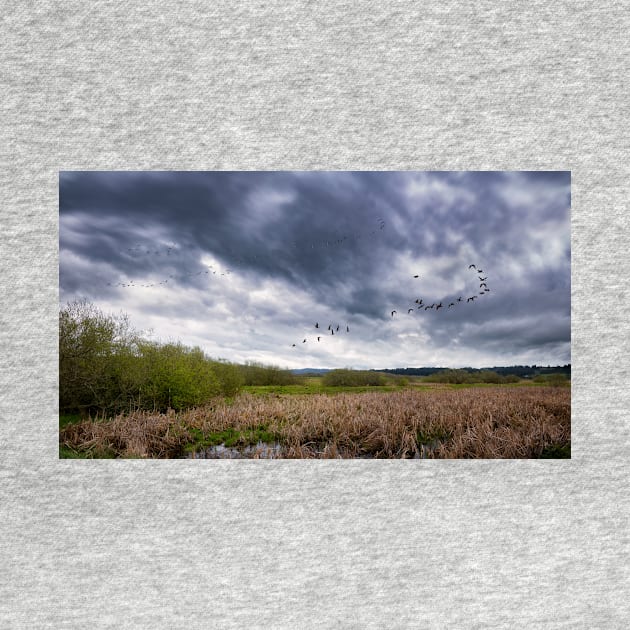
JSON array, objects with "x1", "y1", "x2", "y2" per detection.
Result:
[{"x1": 59, "y1": 171, "x2": 571, "y2": 370}]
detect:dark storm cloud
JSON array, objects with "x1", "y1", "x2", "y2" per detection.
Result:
[{"x1": 59, "y1": 171, "x2": 570, "y2": 367}]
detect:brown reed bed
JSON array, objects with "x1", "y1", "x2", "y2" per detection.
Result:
[{"x1": 60, "y1": 386, "x2": 570, "y2": 459}]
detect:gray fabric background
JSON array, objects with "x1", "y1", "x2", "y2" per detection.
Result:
[{"x1": 1, "y1": 2, "x2": 628, "y2": 627}]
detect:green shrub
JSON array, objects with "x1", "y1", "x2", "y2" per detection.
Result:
[
  {"x1": 238, "y1": 361, "x2": 300, "y2": 386},
  {"x1": 478, "y1": 370, "x2": 502, "y2": 384},
  {"x1": 137, "y1": 342, "x2": 226, "y2": 411},
  {"x1": 59, "y1": 299, "x2": 143, "y2": 415},
  {"x1": 423, "y1": 369, "x2": 473, "y2": 384},
  {"x1": 533, "y1": 373, "x2": 569, "y2": 386},
  {"x1": 211, "y1": 359, "x2": 245, "y2": 397},
  {"x1": 60, "y1": 300, "x2": 243, "y2": 414},
  {"x1": 322, "y1": 369, "x2": 387, "y2": 387}
]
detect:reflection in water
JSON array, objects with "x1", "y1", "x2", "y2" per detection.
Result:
[
  {"x1": 185, "y1": 439, "x2": 443, "y2": 459},
  {"x1": 187, "y1": 441, "x2": 284, "y2": 459}
]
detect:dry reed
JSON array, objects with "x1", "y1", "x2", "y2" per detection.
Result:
[{"x1": 60, "y1": 387, "x2": 570, "y2": 459}]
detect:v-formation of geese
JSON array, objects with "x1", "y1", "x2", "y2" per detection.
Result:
[
  {"x1": 106, "y1": 217, "x2": 387, "y2": 291},
  {"x1": 292, "y1": 321, "x2": 351, "y2": 347},
  {"x1": 389, "y1": 264, "x2": 491, "y2": 318}
]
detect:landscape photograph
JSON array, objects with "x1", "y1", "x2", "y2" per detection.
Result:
[{"x1": 59, "y1": 170, "x2": 571, "y2": 459}]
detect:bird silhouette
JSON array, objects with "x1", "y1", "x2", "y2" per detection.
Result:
[
  {"x1": 436, "y1": 302, "x2": 443, "y2": 310},
  {"x1": 480, "y1": 283, "x2": 487, "y2": 288},
  {"x1": 315, "y1": 322, "x2": 319, "y2": 328},
  {"x1": 303, "y1": 339, "x2": 306, "y2": 343},
  {"x1": 457, "y1": 297, "x2": 463, "y2": 302},
  {"x1": 469, "y1": 264, "x2": 476, "y2": 269},
  {"x1": 331, "y1": 329, "x2": 335, "y2": 335},
  {"x1": 391, "y1": 311, "x2": 396, "y2": 317},
  {"x1": 413, "y1": 275, "x2": 420, "y2": 278},
  {"x1": 317, "y1": 336, "x2": 321, "y2": 341},
  {"x1": 292, "y1": 344, "x2": 296, "y2": 347},
  {"x1": 415, "y1": 298, "x2": 423, "y2": 304},
  {"x1": 448, "y1": 302, "x2": 455, "y2": 308},
  {"x1": 479, "y1": 277, "x2": 487, "y2": 281},
  {"x1": 477, "y1": 269, "x2": 483, "y2": 274},
  {"x1": 424, "y1": 305, "x2": 431, "y2": 310},
  {"x1": 408, "y1": 308, "x2": 414, "y2": 314},
  {"x1": 336, "y1": 325, "x2": 340, "y2": 332},
  {"x1": 328, "y1": 324, "x2": 331, "y2": 330},
  {"x1": 346, "y1": 325, "x2": 349, "y2": 332}
]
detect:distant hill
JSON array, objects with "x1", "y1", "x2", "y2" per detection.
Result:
[
  {"x1": 291, "y1": 365, "x2": 571, "y2": 378},
  {"x1": 291, "y1": 368, "x2": 332, "y2": 375},
  {"x1": 376, "y1": 365, "x2": 571, "y2": 378}
]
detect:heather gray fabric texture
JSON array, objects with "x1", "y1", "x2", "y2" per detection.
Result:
[{"x1": 1, "y1": 2, "x2": 628, "y2": 628}]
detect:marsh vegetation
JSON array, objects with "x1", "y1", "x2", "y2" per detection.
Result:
[
  {"x1": 60, "y1": 386, "x2": 570, "y2": 459},
  {"x1": 59, "y1": 300, "x2": 570, "y2": 459}
]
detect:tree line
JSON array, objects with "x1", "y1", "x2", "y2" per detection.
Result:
[
  {"x1": 378, "y1": 365, "x2": 571, "y2": 379},
  {"x1": 59, "y1": 300, "x2": 300, "y2": 416}
]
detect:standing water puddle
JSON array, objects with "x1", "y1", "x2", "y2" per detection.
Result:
[
  {"x1": 186, "y1": 441, "x2": 284, "y2": 459},
  {"x1": 185, "y1": 440, "x2": 443, "y2": 459}
]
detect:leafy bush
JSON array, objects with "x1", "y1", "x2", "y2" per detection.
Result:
[
  {"x1": 533, "y1": 373, "x2": 569, "y2": 386},
  {"x1": 59, "y1": 299, "x2": 143, "y2": 415},
  {"x1": 59, "y1": 300, "x2": 244, "y2": 415},
  {"x1": 210, "y1": 359, "x2": 245, "y2": 397},
  {"x1": 478, "y1": 370, "x2": 502, "y2": 384},
  {"x1": 238, "y1": 361, "x2": 301, "y2": 386},
  {"x1": 137, "y1": 341, "x2": 224, "y2": 411},
  {"x1": 423, "y1": 369, "x2": 474, "y2": 384},
  {"x1": 424, "y1": 369, "x2": 524, "y2": 385},
  {"x1": 322, "y1": 369, "x2": 387, "y2": 387}
]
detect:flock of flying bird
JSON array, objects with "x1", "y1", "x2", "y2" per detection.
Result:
[
  {"x1": 105, "y1": 217, "x2": 387, "y2": 291},
  {"x1": 291, "y1": 263, "x2": 491, "y2": 349},
  {"x1": 97, "y1": 218, "x2": 493, "y2": 354},
  {"x1": 390, "y1": 264, "x2": 491, "y2": 318}
]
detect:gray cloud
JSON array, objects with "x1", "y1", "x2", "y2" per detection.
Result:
[{"x1": 59, "y1": 171, "x2": 571, "y2": 369}]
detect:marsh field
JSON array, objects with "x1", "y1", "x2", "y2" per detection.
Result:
[
  {"x1": 60, "y1": 379, "x2": 570, "y2": 459},
  {"x1": 59, "y1": 172, "x2": 571, "y2": 460}
]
